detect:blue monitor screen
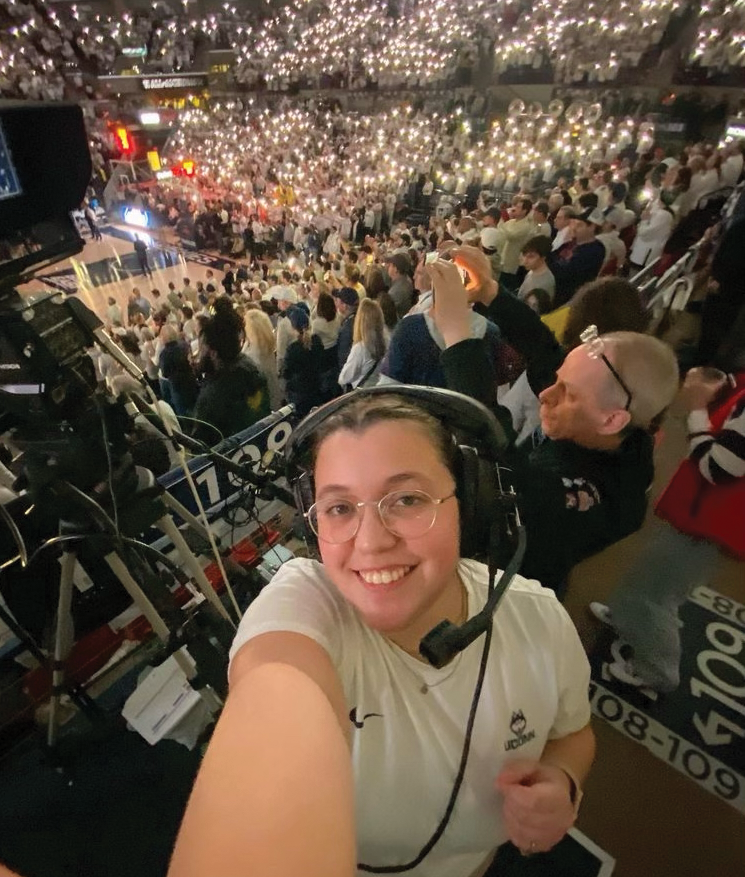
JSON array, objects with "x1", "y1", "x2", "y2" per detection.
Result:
[{"x1": 0, "y1": 121, "x2": 22, "y2": 202}]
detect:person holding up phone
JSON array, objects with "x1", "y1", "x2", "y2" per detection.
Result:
[{"x1": 425, "y1": 247, "x2": 680, "y2": 600}]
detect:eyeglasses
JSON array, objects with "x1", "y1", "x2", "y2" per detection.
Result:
[
  {"x1": 307, "y1": 489, "x2": 456, "y2": 544},
  {"x1": 580, "y1": 324, "x2": 633, "y2": 411}
]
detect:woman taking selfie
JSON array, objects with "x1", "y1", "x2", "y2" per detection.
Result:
[{"x1": 169, "y1": 388, "x2": 595, "y2": 877}]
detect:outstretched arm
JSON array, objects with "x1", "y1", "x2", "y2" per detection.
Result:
[
  {"x1": 453, "y1": 246, "x2": 565, "y2": 395},
  {"x1": 168, "y1": 662, "x2": 356, "y2": 877}
]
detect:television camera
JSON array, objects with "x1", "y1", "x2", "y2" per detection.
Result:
[{"x1": 0, "y1": 102, "x2": 290, "y2": 750}]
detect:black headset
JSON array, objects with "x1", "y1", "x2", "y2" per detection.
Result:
[
  {"x1": 284, "y1": 386, "x2": 527, "y2": 872},
  {"x1": 284, "y1": 385, "x2": 526, "y2": 669}
]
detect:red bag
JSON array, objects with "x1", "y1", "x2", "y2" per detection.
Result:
[{"x1": 654, "y1": 374, "x2": 745, "y2": 560}]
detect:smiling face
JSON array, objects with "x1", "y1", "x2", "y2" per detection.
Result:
[{"x1": 313, "y1": 420, "x2": 462, "y2": 653}]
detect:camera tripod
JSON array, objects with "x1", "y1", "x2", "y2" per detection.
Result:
[{"x1": 45, "y1": 467, "x2": 236, "y2": 750}]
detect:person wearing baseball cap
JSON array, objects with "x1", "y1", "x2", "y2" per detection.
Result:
[
  {"x1": 480, "y1": 226, "x2": 502, "y2": 279},
  {"x1": 272, "y1": 285, "x2": 300, "y2": 370},
  {"x1": 282, "y1": 306, "x2": 325, "y2": 416},
  {"x1": 264, "y1": 285, "x2": 297, "y2": 305},
  {"x1": 384, "y1": 252, "x2": 414, "y2": 318},
  {"x1": 548, "y1": 208, "x2": 606, "y2": 307},
  {"x1": 332, "y1": 286, "x2": 360, "y2": 309},
  {"x1": 385, "y1": 253, "x2": 414, "y2": 320},
  {"x1": 332, "y1": 286, "x2": 360, "y2": 370}
]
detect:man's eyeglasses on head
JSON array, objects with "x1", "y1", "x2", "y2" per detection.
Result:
[{"x1": 580, "y1": 325, "x2": 632, "y2": 411}]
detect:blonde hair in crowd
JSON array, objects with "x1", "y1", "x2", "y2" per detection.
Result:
[
  {"x1": 159, "y1": 324, "x2": 178, "y2": 344},
  {"x1": 244, "y1": 309, "x2": 276, "y2": 358},
  {"x1": 352, "y1": 298, "x2": 387, "y2": 362},
  {"x1": 601, "y1": 332, "x2": 679, "y2": 429}
]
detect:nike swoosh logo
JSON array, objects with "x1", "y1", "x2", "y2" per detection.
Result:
[{"x1": 349, "y1": 707, "x2": 383, "y2": 729}]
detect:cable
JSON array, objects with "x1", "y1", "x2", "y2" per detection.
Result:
[
  {"x1": 249, "y1": 506, "x2": 287, "y2": 571},
  {"x1": 176, "y1": 446, "x2": 241, "y2": 624},
  {"x1": 358, "y1": 625, "x2": 493, "y2": 873},
  {"x1": 0, "y1": 502, "x2": 28, "y2": 569},
  {"x1": 25, "y1": 532, "x2": 190, "y2": 583},
  {"x1": 174, "y1": 414, "x2": 225, "y2": 447},
  {"x1": 358, "y1": 520, "x2": 523, "y2": 872},
  {"x1": 138, "y1": 382, "x2": 242, "y2": 625},
  {"x1": 136, "y1": 409, "x2": 226, "y2": 458},
  {"x1": 62, "y1": 481, "x2": 119, "y2": 537},
  {"x1": 96, "y1": 396, "x2": 120, "y2": 536}
]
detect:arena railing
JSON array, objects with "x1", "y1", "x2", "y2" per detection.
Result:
[{"x1": 640, "y1": 241, "x2": 705, "y2": 336}]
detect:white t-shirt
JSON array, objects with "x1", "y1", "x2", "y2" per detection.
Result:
[
  {"x1": 312, "y1": 313, "x2": 341, "y2": 349},
  {"x1": 517, "y1": 267, "x2": 556, "y2": 303},
  {"x1": 501, "y1": 371, "x2": 541, "y2": 446},
  {"x1": 229, "y1": 558, "x2": 591, "y2": 877},
  {"x1": 338, "y1": 340, "x2": 378, "y2": 388}
]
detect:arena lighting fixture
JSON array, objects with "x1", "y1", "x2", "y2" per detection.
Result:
[
  {"x1": 139, "y1": 111, "x2": 161, "y2": 126},
  {"x1": 122, "y1": 207, "x2": 150, "y2": 228},
  {"x1": 114, "y1": 125, "x2": 133, "y2": 154}
]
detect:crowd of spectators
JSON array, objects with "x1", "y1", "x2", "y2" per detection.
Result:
[
  {"x1": 3, "y1": 0, "x2": 745, "y2": 102},
  {"x1": 688, "y1": 0, "x2": 745, "y2": 73},
  {"x1": 0, "y1": 0, "x2": 704, "y2": 101},
  {"x1": 98, "y1": 125, "x2": 745, "y2": 464},
  {"x1": 157, "y1": 99, "x2": 675, "y2": 245},
  {"x1": 492, "y1": 0, "x2": 680, "y2": 84}
]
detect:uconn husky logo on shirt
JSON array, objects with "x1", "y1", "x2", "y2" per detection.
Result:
[{"x1": 504, "y1": 710, "x2": 536, "y2": 751}]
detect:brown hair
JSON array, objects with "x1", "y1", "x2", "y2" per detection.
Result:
[
  {"x1": 563, "y1": 278, "x2": 649, "y2": 351},
  {"x1": 311, "y1": 394, "x2": 456, "y2": 475},
  {"x1": 377, "y1": 291, "x2": 399, "y2": 331},
  {"x1": 316, "y1": 291, "x2": 338, "y2": 323},
  {"x1": 521, "y1": 235, "x2": 551, "y2": 259},
  {"x1": 345, "y1": 264, "x2": 361, "y2": 283},
  {"x1": 364, "y1": 266, "x2": 388, "y2": 298}
]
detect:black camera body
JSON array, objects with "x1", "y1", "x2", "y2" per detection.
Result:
[
  {"x1": 0, "y1": 101, "x2": 98, "y2": 427},
  {"x1": 0, "y1": 102, "x2": 132, "y2": 501},
  {"x1": 0, "y1": 101, "x2": 91, "y2": 288}
]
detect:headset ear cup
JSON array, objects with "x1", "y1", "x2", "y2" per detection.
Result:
[
  {"x1": 455, "y1": 446, "x2": 480, "y2": 559},
  {"x1": 456, "y1": 446, "x2": 502, "y2": 561},
  {"x1": 293, "y1": 471, "x2": 320, "y2": 558}
]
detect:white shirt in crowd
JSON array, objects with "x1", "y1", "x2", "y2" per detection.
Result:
[
  {"x1": 338, "y1": 340, "x2": 378, "y2": 388},
  {"x1": 311, "y1": 313, "x2": 342, "y2": 349},
  {"x1": 517, "y1": 267, "x2": 556, "y2": 303},
  {"x1": 551, "y1": 225, "x2": 572, "y2": 251},
  {"x1": 107, "y1": 302, "x2": 123, "y2": 325},
  {"x1": 275, "y1": 314, "x2": 296, "y2": 370},
  {"x1": 596, "y1": 230, "x2": 627, "y2": 267},
  {"x1": 721, "y1": 152, "x2": 744, "y2": 189},
  {"x1": 629, "y1": 204, "x2": 674, "y2": 267}
]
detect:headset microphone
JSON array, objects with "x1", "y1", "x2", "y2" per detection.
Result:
[{"x1": 419, "y1": 524, "x2": 526, "y2": 668}]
